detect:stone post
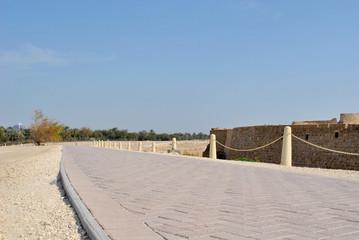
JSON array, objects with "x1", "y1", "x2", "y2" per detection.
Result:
[
  {"x1": 172, "y1": 138, "x2": 177, "y2": 150},
  {"x1": 281, "y1": 126, "x2": 292, "y2": 166},
  {"x1": 138, "y1": 142, "x2": 142, "y2": 152},
  {"x1": 152, "y1": 142, "x2": 156, "y2": 153},
  {"x1": 209, "y1": 134, "x2": 217, "y2": 159},
  {"x1": 119, "y1": 141, "x2": 122, "y2": 150},
  {"x1": 127, "y1": 142, "x2": 131, "y2": 151}
]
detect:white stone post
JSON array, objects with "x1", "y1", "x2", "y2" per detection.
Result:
[
  {"x1": 138, "y1": 142, "x2": 142, "y2": 152},
  {"x1": 281, "y1": 126, "x2": 292, "y2": 166},
  {"x1": 127, "y1": 142, "x2": 131, "y2": 151},
  {"x1": 152, "y1": 142, "x2": 156, "y2": 153},
  {"x1": 119, "y1": 141, "x2": 122, "y2": 150},
  {"x1": 209, "y1": 134, "x2": 217, "y2": 159},
  {"x1": 172, "y1": 138, "x2": 177, "y2": 150}
]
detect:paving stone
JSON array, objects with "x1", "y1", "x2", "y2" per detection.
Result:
[{"x1": 63, "y1": 146, "x2": 359, "y2": 240}]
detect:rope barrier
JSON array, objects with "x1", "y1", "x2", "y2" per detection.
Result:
[
  {"x1": 216, "y1": 136, "x2": 283, "y2": 152},
  {"x1": 291, "y1": 134, "x2": 359, "y2": 156}
]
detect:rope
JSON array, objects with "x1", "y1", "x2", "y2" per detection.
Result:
[
  {"x1": 291, "y1": 134, "x2": 359, "y2": 156},
  {"x1": 216, "y1": 136, "x2": 283, "y2": 152}
]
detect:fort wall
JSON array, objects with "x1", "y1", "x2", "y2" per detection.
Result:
[
  {"x1": 204, "y1": 123, "x2": 359, "y2": 170},
  {"x1": 340, "y1": 113, "x2": 359, "y2": 124}
]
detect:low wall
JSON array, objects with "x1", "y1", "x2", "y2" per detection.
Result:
[{"x1": 203, "y1": 124, "x2": 359, "y2": 170}]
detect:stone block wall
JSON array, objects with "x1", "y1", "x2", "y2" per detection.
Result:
[{"x1": 204, "y1": 124, "x2": 359, "y2": 170}]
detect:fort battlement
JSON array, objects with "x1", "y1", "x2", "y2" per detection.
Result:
[{"x1": 203, "y1": 113, "x2": 359, "y2": 170}]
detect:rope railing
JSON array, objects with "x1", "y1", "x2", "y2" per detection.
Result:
[
  {"x1": 291, "y1": 134, "x2": 359, "y2": 156},
  {"x1": 216, "y1": 136, "x2": 283, "y2": 152}
]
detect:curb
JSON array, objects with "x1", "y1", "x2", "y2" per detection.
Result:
[{"x1": 60, "y1": 152, "x2": 110, "y2": 240}]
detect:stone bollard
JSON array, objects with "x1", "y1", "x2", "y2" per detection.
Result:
[
  {"x1": 114, "y1": 142, "x2": 117, "y2": 149},
  {"x1": 127, "y1": 142, "x2": 131, "y2": 151},
  {"x1": 152, "y1": 142, "x2": 156, "y2": 153},
  {"x1": 172, "y1": 138, "x2": 177, "y2": 150},
  {"x1": 209, "y1": 134, "x2": 217, "y2": 159},
  {"x1": 138, "y1": 142, "x2": 142, "y2": 152},
  {"x1": 281, "y1": 126, "x2": 292, "y2": 166},
  {"x1": 119, "y1": 141, "x2": 122, "y2": 150}
]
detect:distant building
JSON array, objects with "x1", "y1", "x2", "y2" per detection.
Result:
[{"x1": 13, "y1": 123, "x2": 26, "y2": 131}]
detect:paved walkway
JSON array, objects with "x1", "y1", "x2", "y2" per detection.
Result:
[{"x1": 63, "y1": 146, "x2": 359, "y2": 240}]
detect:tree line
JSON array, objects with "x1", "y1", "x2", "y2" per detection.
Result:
[{"x1": 0, "y1": 110, "x2": 209, "y2": 145}]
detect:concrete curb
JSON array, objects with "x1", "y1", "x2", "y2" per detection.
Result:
[{"x1": 60, "y1": 152, "x2": 110, "y2": 240}]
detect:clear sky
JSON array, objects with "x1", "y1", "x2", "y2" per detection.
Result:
[{"x1": 1, "y1": 0, "x2": 358, "y2": 133}]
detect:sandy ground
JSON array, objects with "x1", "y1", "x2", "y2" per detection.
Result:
[
  {"x1": 141, "y1": 140, "x2": 209, "y2": 156},
  {"x1": 0, "y1": 145, "x2": 88, "y2": 240}
]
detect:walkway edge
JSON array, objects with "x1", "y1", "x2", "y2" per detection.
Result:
[{"x1": 60, "y1": 152, "x2": 110, "y2": 240}]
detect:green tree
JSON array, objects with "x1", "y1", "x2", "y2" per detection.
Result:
[
  {"x1": 5, "y1": 127, "x2": 23, "y2": 142},
  {"x1": 149, "y1": 129, "x2": 157, "y2": 141},
  {"x1": 138, "y1": 130, "x2": 149, "y2": 141},
  {"x1": 0, "y1": 126, "x2": 8, "y2": 143},
  {"x1": 60, "y1": 126, "x2": 73, "y2": 141},
  {"x1": 78, "y1": 127, "x2": 92, "y2": 140},
  {"x1": 30, "y1": 110, "x2": 63, "y2": 145}
]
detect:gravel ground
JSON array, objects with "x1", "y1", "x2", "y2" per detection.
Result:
[{"x1": 0, "y1": 145, "x2": 88, "y2": 240}]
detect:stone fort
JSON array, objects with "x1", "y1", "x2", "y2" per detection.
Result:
[{"x1": 203, "y1": 113, "x2": 359, "y2": 170}]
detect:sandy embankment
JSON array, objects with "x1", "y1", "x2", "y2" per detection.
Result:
[{"x1": 0, "y1": 145, "x2": 88, "y2": 240}]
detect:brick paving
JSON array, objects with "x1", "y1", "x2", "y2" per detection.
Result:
[{"x1": 63, "y1": 146, "x2": 359, "y2": 240}]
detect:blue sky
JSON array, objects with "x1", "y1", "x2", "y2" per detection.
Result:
[{"x1": 1, "y1": 0, "x2": 358, "y2": 133}]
